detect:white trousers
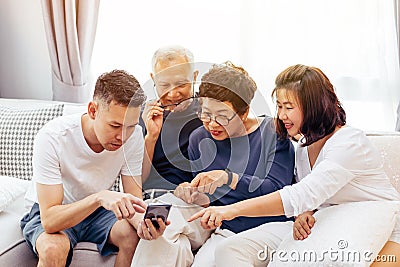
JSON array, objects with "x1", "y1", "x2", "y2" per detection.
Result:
[
  {"x1": 192, "y1": 228, "x2": 235, "y2": 267},
  {"x1": 131, "y1": 193, "x2": 213, "y2": 267},
  {"x1": 215, "y1": 221, "x2": 293, "y2": 267},
  {"x1": 215, "y1": 216, "x2": 400, "y2": 267}
]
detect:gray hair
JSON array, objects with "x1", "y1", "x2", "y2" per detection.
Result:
[{"x1": 151, "y1": 45, "x2": 194, "y2": 73}]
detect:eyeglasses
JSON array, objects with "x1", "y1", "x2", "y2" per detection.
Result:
[
  {"x1": 196, "y1": 111, "x2": 236, "y2": 126},
  {"x1": 159, "y1": 96, "x2": 196, "y2": 111}
]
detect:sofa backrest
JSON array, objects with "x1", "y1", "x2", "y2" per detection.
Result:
[
  {"x1": 0, "y1": 98, "x2": 121, "y2": 191},
  {"x1": 0, "y1": 98, "x2": 87, "y2": 115},
  {"x1": 367, "y1": 132, "x2": 400, "y2": 193}
]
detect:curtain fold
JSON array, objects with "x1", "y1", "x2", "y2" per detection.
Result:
[
  {"x1": 41, "y1": 0, "x2": 100, "y2": 103},
  {"x1": 395, "y1": 0, "x2": 400, "y2": 131}
]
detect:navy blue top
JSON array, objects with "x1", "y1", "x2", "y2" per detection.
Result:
[
  {"x1": 139, "y1": 101, "x2": 203, "y2": 190},
  {"x1": 188, "y1": 116, "x2": 295, "y2": 233}
]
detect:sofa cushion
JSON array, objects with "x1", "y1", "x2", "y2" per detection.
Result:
[
  {"x1": 0, "y1": 98, "x2": 86, "y2": 116},
  {"x1": 0, "y1": 176, "x2": 30, "y2": 212},
  {"x1": 0, "y1": 104, "x2": 64, "y2": 180},
  {"x1": 0, "y1": 193, "x2": 26, "y2": 254},
  {"x1": 0, "y1": 193, "x2": 116, "y2": 267},
  {"x1": 367, "y1": 133, "x2": 400, "y2": 193}
]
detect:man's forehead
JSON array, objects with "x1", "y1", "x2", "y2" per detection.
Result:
[
  {"x1": 155, "y1": 60, "x2": 191, "y2": 76},
  {"x1": 155, "y1": 71, "x2": 191, "y2": 84}
]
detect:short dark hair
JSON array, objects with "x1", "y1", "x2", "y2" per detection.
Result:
[
  {"x1": 198, "y1": 61, "x2": 257, "y2": 115},
  {"x1": 93, "y1": 69, "x2": 146, "y2": 108},
  {"x1": 272, "y1": 64, "x2": 346, "y2": 146}
]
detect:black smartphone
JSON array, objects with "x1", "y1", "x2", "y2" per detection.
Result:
[{"x1": 144, "y1": 203, "x2": 172, "y2": 229}]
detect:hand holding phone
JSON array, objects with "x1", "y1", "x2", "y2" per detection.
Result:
[{"x1": 144, "y1": 203, "x2": 172, "y2": 229}]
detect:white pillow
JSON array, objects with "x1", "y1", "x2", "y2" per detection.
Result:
[
  {"x1": 0, "y1": 176, "x2": 30, "y2": 212},
  {"x1": 269, "y1": 201, "x2": 400, "y2": 267}
]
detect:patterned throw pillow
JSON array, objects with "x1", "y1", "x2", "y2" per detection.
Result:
[
  {"x1": 111, "y1": 176, "x2": 120, "y2": 192},
  {"x1": 0, "y1": 104, "x2": 64, "y2": 180}
]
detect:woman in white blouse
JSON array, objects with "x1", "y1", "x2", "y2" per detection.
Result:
[{"x1": 188, "y1": 64, "x2": 400, "y2": 266}]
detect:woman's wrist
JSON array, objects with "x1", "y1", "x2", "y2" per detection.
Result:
[
  {"x1": 224, "y1": 169, "x2": 238, "y2": 190},
  {"x1": 229, "y1": 173, "x2": 239, "y2": 190}
]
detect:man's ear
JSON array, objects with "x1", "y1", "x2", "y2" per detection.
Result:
[
  {"x1": 87, "y1": 101, "x2": 98, "y2": 119},
  {"x1": 242, "y1": 107, "x2": 250, "y2": 121}
]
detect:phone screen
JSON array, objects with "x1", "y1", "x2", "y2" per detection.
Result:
[{"x1": 144, "y1": 203, "x2": 172, "y2": 229}]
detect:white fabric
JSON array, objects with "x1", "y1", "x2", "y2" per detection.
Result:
[
  {"x1": 0, "y1": 176, "x2": 30, "y2": 212},
  {"x1": 191, "y1": 228, "x2": 234, "y2": 267},
  {"x1": 215, "y1": 221, "x2": 294, "y2": 267},
  {"x1": 24, "y1": 113, "x2": 144, "y2": 211},
  {"x1": 215, "y1": 202, "x2": 399, "y2": 267},
  {"x1": 41, "y1": 0, "x2": 100, "y2": 103},
  {"x1": 0, "y1": 98, "x2": 87, "y2": 115},
  {"x1": 367, "y1": 133, "x2": 400, "y2": 192},
  {"x1": 94, "y1": 1, "x2": 399, "y2": 131},
  {"x1": 279, "y1": 126, "x2": 400, "y2": 217},
  {"x1": 214, "y1": 127, "x2": 400, "y2": 266},
  {"x1": 396, "y1": 0, "x2": 400, "y2": 70},
  {"x1": 396, "y1": 103, "x2": 400, "y2": 131},
  {"x1": 270, "y1": 201, "x2": 400, "y2": 267},
  {"x1": 241, "y1": 0, "x2": 400, "y2": 132},
  {"x1": 131, "y1": 193, "x2": 212, "y2": 267}
]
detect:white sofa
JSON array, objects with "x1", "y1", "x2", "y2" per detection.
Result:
[
  {"x1": 0, "y1": 98, "x2": 400, "y2": 266},
  {"x1": 0, "y1": 98, "x2": 117, "y2": 266}
]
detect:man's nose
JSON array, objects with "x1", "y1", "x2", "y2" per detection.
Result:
[
  {"x1": 167, "y1": 89, "x2": 181, "y2": 98},
  {"x1": 115, "y1": 128, "x2": 123, "y2": 141}
]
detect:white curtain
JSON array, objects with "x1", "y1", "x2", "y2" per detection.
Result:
[
  {"x1": 395, "y1": 0, "x2": 400, "y2": 131},
  {"x1": 92, "y1": 0, "x2": 399, "y2": 131},
  {"x1": 41, "y1": 0, "x2": 100, "y2": 103},
  {"x1": 239, "y1": 0, "x2": 400, "y2": 132}
]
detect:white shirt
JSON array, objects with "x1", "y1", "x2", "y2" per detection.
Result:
[
  {"x1": 279, "y1": 126, "x2": 400, "y2": 217},
  {"x1": 24, "y1": 113, "x2": 144, "y2": 211}
]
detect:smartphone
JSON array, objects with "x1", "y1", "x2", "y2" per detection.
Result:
[{"x1": 144, "y1": 203, "x2": 172, "y2": 229}]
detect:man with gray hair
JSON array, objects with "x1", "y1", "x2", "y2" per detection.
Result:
[
  {"x1": 140, "y1": 45, "x2": 203, "y2": 197},
  {"x1": 131, "y1": 46, "x2": 209, "y2": 265}
]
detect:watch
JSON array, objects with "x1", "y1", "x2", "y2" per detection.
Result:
[{"x1": 225, "y1": 168, "x2": 233, "y2": 186}]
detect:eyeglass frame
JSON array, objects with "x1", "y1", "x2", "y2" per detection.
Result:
[
  {"x1": 158, "y1": 96, "x2": 197, "y2": 109},
  {"x1": 152, "y1": 81, "x2": 196, "y2": 109},
  {"x1": 196, "y1": 110, "x2": 237, "y2": 126}
]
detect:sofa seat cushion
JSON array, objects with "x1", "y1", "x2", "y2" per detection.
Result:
[
  {"x1": 0, "y1": 194, "x2": 26, "y2": 253},
  {"x1": 0, "y1": 194, "x2": 116, "y2": 267},
  {"x1": 1, "y1": 240, "x2": 116, "y2": 267}
]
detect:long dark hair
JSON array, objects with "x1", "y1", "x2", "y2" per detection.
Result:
[{"x1": 272, "y1": 64, "x2": 346, "y2": 146}]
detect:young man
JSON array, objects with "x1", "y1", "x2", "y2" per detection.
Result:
[
  {"x1": 21, "y1": 70, "x2": 148, "y2": 266},
  {"x1": 140, "y1": 45, "x2": 203, "y2": 194}
]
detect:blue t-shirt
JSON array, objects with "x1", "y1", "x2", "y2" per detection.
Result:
[
  {"x1": 188, "y1": 116, "x2": 295, "y2": 233},
  {"x1": 139, "y1": 101, "x2": 203, "y2": 190}
]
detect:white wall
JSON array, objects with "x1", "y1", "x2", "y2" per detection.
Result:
[{"x1": 0, "y1": 0, "x2": 52, "y2": 100}]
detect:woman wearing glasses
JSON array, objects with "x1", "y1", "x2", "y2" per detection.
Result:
[{"x1": 173, "y1": 62, "x2": 295, "y2": 266}]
